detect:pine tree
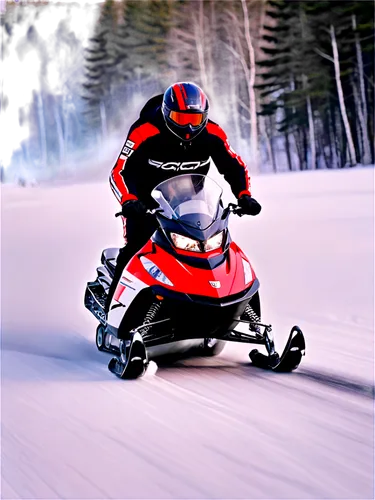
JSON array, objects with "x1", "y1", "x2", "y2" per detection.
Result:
[
  {"x1": 257, "y1": 0, "x2": 374, "y2": 169},
  {"x1": 115, "y1": 0, "x2": 173, "y2": 92},
  {"x1": 82, "y1": 4, "x2": 115, "y2": 126}
]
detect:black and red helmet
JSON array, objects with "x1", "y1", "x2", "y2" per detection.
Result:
[{"x1": 162, "y1": 82, "x2": 209, "y2": 141}]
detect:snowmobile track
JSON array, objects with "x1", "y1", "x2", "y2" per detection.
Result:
[{"x1": 297, "y1": 368, "x2": 374, "y2": 399}]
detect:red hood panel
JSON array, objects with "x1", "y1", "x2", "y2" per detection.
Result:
[{"x1": 127, "y1": 241, "x2": 255, "y2": 298}]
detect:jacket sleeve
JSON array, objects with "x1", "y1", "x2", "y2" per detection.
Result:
[
  {"x1": 109, "y1": 122, "x2": 160, "y2": 204},
  {"x1": 206, "y1": 122, "x2": 251, "y2": 198}
]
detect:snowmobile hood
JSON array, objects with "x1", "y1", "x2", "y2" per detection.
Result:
[{"x1": 126, "y1": 240, "x2": 255, "y2": 299}]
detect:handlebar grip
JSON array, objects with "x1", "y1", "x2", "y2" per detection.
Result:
[{"x1": 233, "y1": 207, "x2": 245, "y2": 217}]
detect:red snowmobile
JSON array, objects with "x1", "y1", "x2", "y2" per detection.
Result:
[{"x1": 85, "y1": 174, "x2": 305, "y2": 379}]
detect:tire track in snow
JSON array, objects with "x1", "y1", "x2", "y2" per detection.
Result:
[{"x1": 297, "y1": 368, "x2": 374, "y2": 399}]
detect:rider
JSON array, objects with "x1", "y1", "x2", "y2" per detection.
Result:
[{"x1": 106, "y1": 82, "x2": 261, "y2": 313}]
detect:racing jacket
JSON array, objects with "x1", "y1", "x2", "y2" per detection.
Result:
[{"x1": 110, "y1": 95, "x2": 251, "y2": 207}]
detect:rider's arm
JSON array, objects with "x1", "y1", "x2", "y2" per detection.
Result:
[
  {"x1": 110, "y1": 122, "x2": 160, "y2": 204},
  {"x1": 206, "y1": 122, "x2": 251, "y2": 198}
]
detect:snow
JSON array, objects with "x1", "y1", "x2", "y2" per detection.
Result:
[{"x1": 1, "y1": 167, "x2": 374, "y2": 499}]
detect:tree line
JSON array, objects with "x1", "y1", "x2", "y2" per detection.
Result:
[{"x1": 0, "y1": 0, "x2": 375, "y2": 176}]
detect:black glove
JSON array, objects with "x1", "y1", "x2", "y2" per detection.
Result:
[
  {"x1": 121, "y1": 199, "x2": 148, "y2": 218},
  {"x1": 237, "y1": 195, "x2": 262, "y2": 216}
]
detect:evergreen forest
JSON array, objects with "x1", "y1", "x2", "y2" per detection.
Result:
[{"x1": 2, "y1": 0, "x2": 374, "y2": 178}]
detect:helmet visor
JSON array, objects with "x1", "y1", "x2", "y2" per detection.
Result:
[{"x1": 169, "y1": 111, "x2": 204, "y2": 126}]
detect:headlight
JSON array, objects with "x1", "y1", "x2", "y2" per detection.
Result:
[
  {"x1": 171, "y1": 232, "x2": 201, "y2": 252},
  {"x1": 242, "y1": 258, "x2": 253, "y2": 284},
  {"x1": 204, "y1": 231, "x2": 224, "y2": 252},
  {"x1": 140, "y1": 257, "x2": 173, "y2": 286}
]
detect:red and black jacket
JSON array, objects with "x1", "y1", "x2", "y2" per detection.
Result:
[{"x1": 110, "y1": 95, "x2": 251, "y2": 207}]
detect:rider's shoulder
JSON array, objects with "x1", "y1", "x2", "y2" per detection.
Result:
[
  {"x1": 206, "y1": 120, "x2": 227, "y2": 141},
  {"x1": 128, "y1": 119, "x2": 161, "y2": 144}
]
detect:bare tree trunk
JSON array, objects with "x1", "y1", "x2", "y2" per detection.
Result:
[
  {"x1": 281, "y1": 107, "x2": 293, "y2": 171},
  {"x1": 285, "y1": 130, "x2": 293, "y2": 171},
  {"x1": 302, "y1": 126, "x2": 309, "y2": 169},
  {"x1": 260, "y1": 115, "x2": 276, "y2": 172},
  {"x1": 290, "y1": 79, "x2": 305, "y2": 170},
  {"x1": 293, "y1": 130, "x2": 304, "y2": 171},
  {"x1": 330, "y1": 24, "x2": 357, "y2": 166},
  {"x1": 351, "y1": 78, "x2": 363, "y2": 160},
  {"x1": 318, "y1": 130, "x2": 329, "y2": 169},
  {"x1": 207, "y1": 0, "x2": 216, "y2": 95},
  {"x1": 329, "y1": 104, "x2": 339, "y2": 168},
  {"x1": 37, "y1": 93, "x2": 47, "y2": 169},
  {"x1": 241, "y1": 0, "x2": 258, "y2": 172},
  {"x1": 352, "y1": 14, "x2": 371, "y2": 164},
  {"x1": 339, "y1": 115, "x2": 347, "y2": 167},
  {"x1": 53, "y1": 99, "x2": 65, "y2": 168},
  {"x1": 315, "y1": 116, "x2": 330, "y2": 168},
  {"x1": 284, "y1": 131, "x2": 292, "y2": 171},
  {"x1": 306, "y1": 94, "x2": 316, "y2": 169},
  {"x1": 100, "y1": 100, "x2": 108, "y2": 140},
  {"x1": 229, "y1": 51, "x2": 242, "y2": 142},
  {"x1": 194, "y1": 0, "x2": 209, "y2": 90},
  {"x1": 322, "y1": 112, "x2": 332, "y2": 168},
  {"x1": 357, "y1": 44, "x2": 367, "y2": 119}
]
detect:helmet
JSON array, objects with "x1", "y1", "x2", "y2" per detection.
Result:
[{"x1": 162, "y1": 82, "x2": 209, "y2": 141}]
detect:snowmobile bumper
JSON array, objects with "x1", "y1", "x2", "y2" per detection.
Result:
[{"x1": 142, "y1": 280, "x2": 260, "y2": 340}]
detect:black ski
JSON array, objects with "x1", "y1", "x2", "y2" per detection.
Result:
[
  {"x1": 249, "y1": 326, "x2": 305, "y2": 372},
  {"x1": 108, "y1": 333, "x2": 148, "y2": 379}
]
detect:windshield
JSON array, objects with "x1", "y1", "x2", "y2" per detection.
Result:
[{"x1": 151, "y1": 174, "x2": 223, "y2": 230}]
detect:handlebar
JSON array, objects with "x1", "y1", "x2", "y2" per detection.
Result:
[
  {"x1": 115, "y1": 205, "x2": 244, "y2": 218},
  {"x1": 115, "y1": 208, "x2": 162, "y2": 218},
  {"x1": 221, "y1": 203, "x2": 245, "y2": 219}
]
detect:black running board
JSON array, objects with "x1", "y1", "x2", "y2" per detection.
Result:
[{"x1": 84, "y1": 282, "x2": 107, "y2": 326}]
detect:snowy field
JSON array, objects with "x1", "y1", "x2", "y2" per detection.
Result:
[{"x1": 1, "y1": 167, "x2": 374, "y2": 499}]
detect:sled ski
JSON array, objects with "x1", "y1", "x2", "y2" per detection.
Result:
[
  {"x1": 108, "y1": 332, "x2": 148, "y2": 379},
  {"x1": 249, "y1": 326, "x2": 305, "y2": 372}
]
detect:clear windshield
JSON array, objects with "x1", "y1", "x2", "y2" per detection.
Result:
[{"x1": 151, "y1": 174, "x2": 223, "y2": 230}]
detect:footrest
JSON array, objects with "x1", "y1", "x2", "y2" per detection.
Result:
[
  {"x1": 101, "y1": 248, "x2": 119, "y2": 262},
  {"x1": 85, "y1": 282, "x2": 107, "y2": 325}
]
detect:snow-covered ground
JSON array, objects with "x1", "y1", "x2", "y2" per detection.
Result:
[{"x1": 1, "y1": 167, "x2": 374, "y2": 499}]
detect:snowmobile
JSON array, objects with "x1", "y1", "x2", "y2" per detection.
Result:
[{"x1": 85, "y1": 174, "x2": 305, "y2": 379}]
